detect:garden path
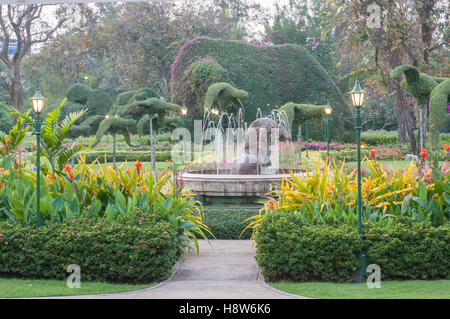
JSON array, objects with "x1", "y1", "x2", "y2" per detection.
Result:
[{"x1": 49, "y1": 240, "x2": 306, "y2": 299}]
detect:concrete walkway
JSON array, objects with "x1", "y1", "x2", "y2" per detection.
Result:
[{"x1": 52, "y1": 240, "x2": 305, "y2": 299}]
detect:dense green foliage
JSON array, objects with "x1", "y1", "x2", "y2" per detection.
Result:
[
  {"x1": 170, "y1": 37, "x2": 354, "y2": 140},
  {"x1": 203, "y1": 82, "x2": 248, "y2": 113},
  {"x1": 429, "y1": 79, "x2": 450, "y2": 146},
  {"x1": 255, "y1": 213, "x2": 449, "y2": 282},
  {"x1": 364, "y1": 222, "x2": 449, "y2": 280},
  {"x1": 86, "y1": 89, "x2": 114, "y2": 116},
  {"x1": 255, "y1": 213, "x2": 361, "y2": 282},
  {"x1": 136, "y1": 114, "x2": 182, "y2": 136},
  {"x1": 66, "y1": 84, "x2": 91, "y2": 104},
  {"x1": 84, "y1": 150, "x2": 171, "y2": 163},
  {"x1": 202, "y1": 208, "x2": 257, "y2": 239},
  {"x1": 92, "y1": 117, "x2": 137, "y2": 147},
  {"x1": 390, "y1": 65, "x2": 440, "y2": 106},
  {"x1": 70, "y1": 115, "x2": 106, "y2": 137},
  {"x1": 117, "y1": 97, "x2": 180, "y2": 128},
  {"x1": 0, "y1": 215, "x2": 178, "y2": 284},
  {"x1": 115, "y1": 90, "x2": 138, "y2": 106},
  {"x1": 390, "y1": 65, "x2": 449, "y2": 148},
  {"x1": 279, "y1": 102, "x2": 326, "y2": 140},
  {"x1": 0, "y1": 102, "x2": 13, "y2": 133}
]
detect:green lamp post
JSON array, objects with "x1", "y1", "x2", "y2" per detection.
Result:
[
  {"x1": 181, "y1": 104, "x2": 188, "y2": 162},
  {"x1": 349, "y1": 78, "x2": 369, "y2": 283},
  {"x1": 325, "y1": 102, "x2": 332, "y2": 157},
  {"x1": 31, "y1": 87, "x2": 46, "y2": 228}
]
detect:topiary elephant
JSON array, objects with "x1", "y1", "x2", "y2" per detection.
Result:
[
  {"x1": 390, "y1": 65, "x2": 448, "y2": 149},
  {"x1": 92, "y1": 116, "x2": 137, "y2": 169},
  {"x1": 204, "y1": 82, "x2": 249, "y2": 114}
]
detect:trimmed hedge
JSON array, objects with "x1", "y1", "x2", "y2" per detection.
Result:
[
  {"x1": 364, "y1": 222, "x2": 449, "y2": 280},
  {"x1": 84, "y1": 150, "x2": 172, "y2": 163},
  {"x1": 255, "y1": 213, "x2": 361, "y2": 282},
  {"x1": 202, "y1": 208, "x2": 258, "y2": 239},
  {"x1": 0, "y1": 214, "x2": 178, "y2": 284},
  {"x1": 255, "y1": 213, "x2": 450, "y2": 282}
]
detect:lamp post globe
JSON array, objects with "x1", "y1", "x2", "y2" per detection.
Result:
[
  {"x1": 31, "y1": 87, "x2": 46, "y2": 114},
  {"x1": 348, "y1": 78, "x2": 369, "y2": 283}
]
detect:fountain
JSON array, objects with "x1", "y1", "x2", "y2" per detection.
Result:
[{"x1": 180, "y1": 108, "x2": 304, "y2": 205}]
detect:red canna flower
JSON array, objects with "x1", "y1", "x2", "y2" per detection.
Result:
[
  {"x1": 64, "y1": 164, "x2": 72, "y2": 173},
  {"x1": 419, "y1": 148, "x2": 428, "y2": 160},
  {"x1": 135, "y1": 160, "x2": 143, "y2": 172},
  {"x1": 126, "y1": 168, "x2": 131, "y2": 175},
  {"x1": 0, "y1": 182, "x2": 3, "y2": 188},
  {"x1": 444, "y1": 144, "x2": 450, "y2": 152},
  {"x1": 369, "y1": 150, "x2": 376, "y2": 160}
]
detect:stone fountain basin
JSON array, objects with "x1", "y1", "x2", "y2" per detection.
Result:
[{"x1": 181, "y1": 171, "x2": 303, "y2": 197}]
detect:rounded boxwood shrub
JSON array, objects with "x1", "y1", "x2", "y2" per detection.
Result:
[
  {"x1": 86, "y1": 89, "x2": 114, "y2": 116},
  {"x1": 0, "y1": 214, "x2": 178, "y2": 284},
  {"x1": 66, "y1": 83, "x2": 91, "y2": 104},
  {"x1": 202, "y1": 208, "x2": 257, "y2": 239}
]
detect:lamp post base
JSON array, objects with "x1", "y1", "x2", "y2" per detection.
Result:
[{"x1": 352, "y1": 248, "x2": 369, "y2": 283}]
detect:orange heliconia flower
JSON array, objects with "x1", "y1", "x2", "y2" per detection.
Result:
[{"x1": 419, "y1": 148, "x2": 428, "y2": 160}]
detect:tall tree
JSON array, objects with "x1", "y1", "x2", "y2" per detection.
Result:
[
  {"x1": 0, "y1": 4, "x2": 72, "y2": 112},
  {"x1": 320, "y1": 0, "x2": 448, "y2": 154}
]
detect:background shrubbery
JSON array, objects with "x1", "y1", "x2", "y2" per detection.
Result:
[
  {"x1": 0, "y1": 214, "x2": 178, "y2": 284},
  {"x1": 255, "y1": 213, "x2": 449, "y2": 282},
  {"x1": 84, "y1": 150, "x2": 172, "y2": 163},
  {"x1": 202, "y1": 208, "x2": 257, "y2": 239}
]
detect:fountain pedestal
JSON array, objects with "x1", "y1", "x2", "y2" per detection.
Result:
[{"x1": 181, "y1": 171, "x2": 299, "y2": 205}]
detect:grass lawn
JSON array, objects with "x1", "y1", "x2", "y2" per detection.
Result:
[
  {"x1": 0, "y1": 278, "x2": 155, "y2": 298},
  {"x1": 269, "y1": 280, "x2": 450, "y2": 299}
]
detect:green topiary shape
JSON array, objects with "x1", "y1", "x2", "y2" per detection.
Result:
[
  {"x1": 204, "y1": 82, "x2": 248, "y2": 114},
  {"x1": 279, "y1": 102, "x2": 326, "y2": 141},
  {"x1": 66, "y1": 83, "x2": 91, "y2": 104},
  {"x1": 136, "y1": 114, "x2": 182, "y2": 136},
  {"x1": 429, "y1": 79, "x2": 450, "y2": 148},
  {"x1": 129, "y1": 87, "x2": 160, "y2": 103},
  {"x1": 390, "y1": 65, "x2": 439, "y2": 105},
  {"x1": 80, "y1": 115, "x2": 106, "y2": 136},
  {"x1": 280, "y1": 102, "x2": 326, "y2": 126},
  {"x1": 170, "y1": 37, "x2": 354, "y2": 141},
  {"x1": 92, "y1": 116, "x2": 137, "y2": 148},
  {"x1": 186, "y1": 59, "x2": 231, "y2": 116},
  {"x1": 114, "y1": 90, "x2": 138, "y2": 106},
  {"x1": 86, "y1": 89, "x2": 114, "y2": 116},
  {"x1": 118, "y1": 97, "x2": 180, "y2": 128}
]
